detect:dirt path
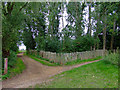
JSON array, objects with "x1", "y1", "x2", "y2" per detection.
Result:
[{"x1": 2, "y1": 54, "x2": 101, "y2": 88}]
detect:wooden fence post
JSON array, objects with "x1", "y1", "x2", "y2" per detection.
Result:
[{"x1": 4, "y1": 58, "x2": 8, "y2": 74}]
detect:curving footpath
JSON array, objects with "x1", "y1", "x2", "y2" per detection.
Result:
[{"x1": 2, "y1": 54, "x2": 101, "y2": 88}]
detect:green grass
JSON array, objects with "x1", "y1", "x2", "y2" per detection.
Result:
[
  {"x1": 28, "y1": 55, "x2": 60, "y2": 66},
  {"x1": 18, "y1": 50, "x2": 26, "y2": 53},
  {"x1": 32, "y1": 60, "x2": 118, "y2": 88},
  {"x1": 65, "y1": 56, "x2": 102, "y2": 66},
  {"x1": 28, "y1": 54, "x2": 102, "y2": 66},
  {"x1": 30, "y1": 54, "x2": 50, "y2": 62},
  {"x1": 2, "y1": 58, "x2": 26, "y2": 80}
]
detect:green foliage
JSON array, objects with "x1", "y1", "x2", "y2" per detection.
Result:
[
  {"x1": 35, "y1": 36, "x2": 45, "y2": 51},
  {"x1": 45, "y1": 38, "x2": 61, "y2": 53},
  {"x1": 8, "y1": 50, "x2": 17, "y2": 68},
  {"x1": 2, "y1": 58, "x2": 26, "y2": 80},
  {"x1": 9, "y1": 58, "x2": 26, "y2": 76},
  {"x1": 67, "y1": 2, "x2": 85, "y2": 37},
  {"x1": 22, "y1": 28, "x2": 36, "y2": 50},
  {"x1": 74, "y1": 35, "x2": 95, "y2": 52},
  {"x1": 103, "y1": 52, "x2": 119, "y2": 66},
  {"x1": 2, "y1": 73, "x2": 10, "y2": 80},
  {"x1": 48, "y1": 2, "x2": 61, "y2": 38},
  {"x1": 2, "y1": 2, "x2": 120, "y2": 61},
  {"x1": 22, "y1": 2, "x2": 46, "y2": 51},
  {"x1": 2, "y1": 2, "x2": 28, "y2": 57},
  {"x1": 61, "y1": 38, "x2": 75, "y2": 53},
  {"x1": 61, "y1": 27, "x2": 75, "y2": 52},
  {"x1": 10, "y1": 43, "x2": 19, "y2": 52}
]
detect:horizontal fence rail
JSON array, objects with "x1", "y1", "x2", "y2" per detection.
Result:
[{"x1": 28, "y1": 50, "x2": 107, "y2": 64}]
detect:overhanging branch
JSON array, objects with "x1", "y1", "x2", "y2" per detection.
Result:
[{"x1": 17, "y1": 2, "x2": 28, "y2": 15}]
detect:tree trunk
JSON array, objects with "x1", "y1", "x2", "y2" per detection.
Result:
[
  {"x1": 75, "y1": 2, "x2": 85, "y2": 38},
  {"x1": 61, "y1": 4, "x2": 64, "y2": 29},
  {"x1": 110, "y1": 19, "x2": 116, "y2": 50},
  {"x1": 110, "y1": 35, "x2": 114, "y2": 50},
  {"x1": 61, "y1": 3, "x2": 64, "y2": 51},
  {"x1": 97, "y1": 35, "x2": 99, "y2": 49},
  {"x1": 103, "y1": 11, "x2": 107, "y2": 51},
  {"x1": 93, "y1": 45, "x2": 95, "y2": 50},
  {"x1": 91, "y1": 46, "x2": 92, "y2": 51},
  {"x1": 103, "y1": 24, "x2": 106, "y2": 50},
  {"x1": 96, "y1": 9, "x2": 100, "y2": 50},
  {"x1": 87, "y1": 3, "x2": 91, "y2": 36},
  {"x1": 75, "y1": 2, "x2": 79, "y2": 38}
]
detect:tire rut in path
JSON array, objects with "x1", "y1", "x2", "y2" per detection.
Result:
[{"x1": 2, "y1": 55, "x2": 101, "y2": 88}]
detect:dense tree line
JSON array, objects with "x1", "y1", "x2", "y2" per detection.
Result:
[{"x1": 2, "y1": 2, "x2": 120, "y2": 58}]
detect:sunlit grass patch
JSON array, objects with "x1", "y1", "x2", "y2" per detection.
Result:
[
  {"x1": 65, "y1": 56, "x2": 102, "y2": 66},
  {"x1": 32, "y1": 60, "x2": 118, "y2": 88}
]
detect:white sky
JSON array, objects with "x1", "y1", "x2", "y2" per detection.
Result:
[
  {"x1": 19, "y1": 43, "x2": 26, "y2": 50},
  {"x1": 59, "y1": 4, "x2": 68, "y2": 31}
]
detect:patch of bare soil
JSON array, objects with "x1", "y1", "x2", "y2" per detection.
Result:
[{"x1": 2, "y1": 54, "x2": 100, "y2": 88}]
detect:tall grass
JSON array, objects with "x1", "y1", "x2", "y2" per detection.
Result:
[{"x1": 103, "y1": 52, "x2": 119, "y2": 66}]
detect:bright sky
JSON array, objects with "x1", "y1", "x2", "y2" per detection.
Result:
[{"x1": 19, "y1": 43, "x2": 26, "y2": 50}]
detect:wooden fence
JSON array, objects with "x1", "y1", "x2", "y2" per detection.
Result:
[{"x1": 28, "y1": 50, "x2": 106, "y2": 64}]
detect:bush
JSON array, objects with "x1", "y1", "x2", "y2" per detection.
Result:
[
  {"x1": 2, "y1": 58, "x2": 26, "y2": 80},
  {"x1": 45, "y1": 38, "x2": 61, "y2": 53},
  {"x1": 73, "y1": 35, "x2": 96, "y2": 52},
  {"x1": 61, "y1": 38, "x2": 75, "y2": 53},
  {"x1": 8, "y1": 50, "x2": 17, "y2": 68},
  {"x1": 103, "y1": 52, "x2": 119, "y2": 66}
]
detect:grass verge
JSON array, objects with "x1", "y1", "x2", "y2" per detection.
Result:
[
  {"x1": 27, "y1": 55, "x2": 60, "y2": 66},
  {"x1": 2, "y1": 58, "x2": 26, "y2": 80},
  {"x1": 31, "y1": 60, "x2": 118, "y2": 88},
  {"x1": 65, "y1": 56, "x2": 102, "y2": 66},
  {"x1": 28, "y1": 54, "x2": 102, "y2": 66}
]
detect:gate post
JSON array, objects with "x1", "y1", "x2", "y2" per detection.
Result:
[{"x1": 4, "y1": 58, "x2": 8, "y2": 74}]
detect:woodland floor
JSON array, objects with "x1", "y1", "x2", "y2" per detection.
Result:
[{"x1": 2, "y1": 53, "x2": 100, "y2": 88}]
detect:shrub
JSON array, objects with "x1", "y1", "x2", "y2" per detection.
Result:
[
  {"x1": 45, "y1": 38, "x2": 61, "y2": 53},
  {"x1": 61, "y1": 38, "x2": 75, "y2": 53},
  {"x1": 73, "y1": 35, "x2": 96, "y2": 52},
  {"x1": 8, "y1": 50, "x2": 17, "y2": 68},
  {"x1": 2, "y1": 58, "x2": 26, "y2": 80},
  {"x1": 103, "y1": 52, "x2": 119, "y2": 66}
]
